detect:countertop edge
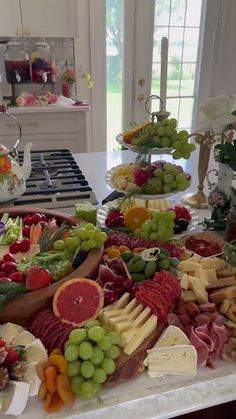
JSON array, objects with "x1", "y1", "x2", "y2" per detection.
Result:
[{"x1": 4, "y1": 105, "x2": 91, "y2": 113}]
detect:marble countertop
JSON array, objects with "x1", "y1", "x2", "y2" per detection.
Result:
[{"x1": 4, "y1": 104, "x2": 90, "y2": 113}]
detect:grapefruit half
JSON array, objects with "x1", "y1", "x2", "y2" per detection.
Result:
[{"x1": 53, "y1": 278, "x2": 104, "y2": 327}]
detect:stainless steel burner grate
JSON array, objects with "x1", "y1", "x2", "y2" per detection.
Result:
[{"x1": 10, "y1": 149, "x2": 98, "y2": 208}]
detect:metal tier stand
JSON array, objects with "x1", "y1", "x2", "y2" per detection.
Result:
[{"x1": 182, "y1": 131, "x2": 216, "y2": 208}]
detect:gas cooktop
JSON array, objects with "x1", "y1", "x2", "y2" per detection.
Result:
[{"x1": 9, "y1": 149, "x2": 98, "y2": 209}]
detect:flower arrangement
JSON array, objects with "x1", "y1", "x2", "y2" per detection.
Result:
[
  {"x1": 214, "y1": 125, "x2": 236, "y2": 171},
  {"x1": 60, "y1": 64, "x2": 93, "y2": 88},
  {"x1": 15, "y1": 91, "x2": 57, "y2": 107}
]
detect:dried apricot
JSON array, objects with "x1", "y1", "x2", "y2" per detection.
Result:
[
  {"x1": 49, "y1": 348, "x2": 63, "y2": 357},
  {"x1": 44, "y1": 366, "x2": 57, "y2": 394},
  {"x1": 107, "y1": 248, "x2": 121, "y2": 259},
  {"x1": 44, "y1": 391, "x2": 64, "y2": 413},
  {"x1": 124, "y1": 207, "x2": 150, "y2": 231},
  {"x1": 56, "y1": 374, "x2": 76, "y2": 405},
  {"x1": 38, "y1": 381, "x2": 47, "y2": 400},
  {"x1": 118, "y1": 245, "x2": 130, "y2": 253},
  {"x1": 104, "y1": 245, "x2": 119, "y2": 254},
  {"x1": 36, "y1": 360, "x2": 50, "y2": 381},
  {"x1": 49, "y1": 355, "x2": 68, "y2": 374}
]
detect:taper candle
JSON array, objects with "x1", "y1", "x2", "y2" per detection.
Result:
[{"x1": 160, "y1": 37, "x2": 168, "y2": 112}]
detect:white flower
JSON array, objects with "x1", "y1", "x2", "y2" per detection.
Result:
[{"x1": 196, "y1": 95, "x2": 236, "y2": 134}]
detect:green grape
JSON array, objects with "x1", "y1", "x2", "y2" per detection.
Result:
[
  {"x1": 86, "y1": 320, "x2": 100, "y2": 329},
  {"x1": 79, "y1": 341, "x2": 93, "y2": 360},
  {"x1": 86, "y1": 229, "x2": 96, "y2": 239},
  {"x1": 80, "y1": 381, "x2": 96, "y2": 400},
  {"x1": 86, "y1": 239, "x2": 97, "y2": 249},
  {"x1": 87, "y1": 379, "x2": 101, "y2": 396},
  {"x1": 67, "y1": 360, "x2": 81, "y2": 377},
  {"x1": 84, "y1": 223, "x2": 96, "y2": 231},
  {"x1": 188, "y1": 143, "x2": 196, "y2": 152},
  {"x1": 65, "y1": 344, "x2": 80, "y2": 362},
  {"x1": 97, "y1": 336, "x2": 112, "y2": 350},
  {"x1": 141, "y1": 221, "x2": 152, "y2": 232},
  {"x1": 150, "y1": 220, "x2": 158, "y2": 232},
  {"x1": 181, "y1": 151, "x2": 191, "y2": 159},
  {"x1": 150, "y1": 135, "x2": 161, "y2": 147},
  {"x1": 150, "y1": 232, "x2": 158, "y2": 241},
  {"x1": 81, "y1": 240, "x2": 91, "y2": 251},
  {"x1": 157, "y1": 259, "x2": 170, "y2": 270},
  {"x1": 160, "y1": 136, "x2": 171, "y2": 148},
  {"x1": 88, "y1": 326, "x2": 106, "y2": 342},
  {"x1": 157, "y1": 126, "x2": 165, "y2": 136},
  {"x1": 168, "y1": 118, "x2": 177, "y2": 128},
  {"x1": 172, "y1": 140, "x2": 182, "y2": 150},
  {"x1": 53, "y1": 240, "x2": 65, "y2": 251},
  {"x1": 69, "y1": 328, "x2": 87, "y2": 344},
  {"x1": 171, "y1": 180, "x2": 177, "y2": 190},
  {"x1": 96, "y1": 231, "x2": 108, "y2": 243},
  {"x1": 176, "y1": 182, "x2": 189, "y2": 191},
  {"x1": 163, "y1": 184, "x2": 172, "y2": 193},
  {"x1": 70, "y1": 375, "x2": 84, "y2": 395},
  {"x1": 172, "y1": 150, "x2": 182, "y2": 160},
  {"x1": 178, "y1": 130, "x2": 189, "y2": 139},
  {"x1": 93, "y1": 368, "x2": 107, "y2": 384},
  {"x1": 104, "y1": 345, "x2": 120, "y2": 360},
  {"x1": 106, "y1": 331, "x2": 120, "y2": 345},
  {"x1": 165, "y1": 126, "x2": 176, "y2": 137},
  {"x1": 75, "y1": 228, "x2": 87, "y2": 240},
  {"x1": 90, "y1": 346, "x2": 104, "y2": 365},
  {"x1": 64, "y1": 340, "x2": 70, "y2": 351},
  {"x1": 163, "y1": 163, "x2": 178, "y2": 177},
  {"x1": 65, "y1": 237, "x2": 81, "y2": 253},
  {"x1": 163, "y1": 174, "x2": 173, "y2": 184},
  {"x1": 176, "y1": 174, "x2": 187, "y2": 183},
  {"x1": 140, "y1": 231, "x2": 149, "y2": 240},
  {"x1": 154, "y1": 169, "x2": 164, "y2": 178},
  {"x1": 162, "y1": 118, "x2": 169, "y2": 126},
  {"x1": 134, "y1": 228, "x2": 142, "y2": 237},
  {"x1": 81, "y1": 360, "x2": 96, "y2": 378},
  {"x1": 100, "y1": 358, "x2": 116, "y2": 375}
]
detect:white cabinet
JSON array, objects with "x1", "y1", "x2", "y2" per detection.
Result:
[
  {"x1": 0, "y1": 0, "x2": 22, "y2": 37},
  {"x1": 0, "y1": 108, "x2": 89, "y2": 153},
  {"x1": 0, "y1": 0, "x2": 78, "y2": 38}
]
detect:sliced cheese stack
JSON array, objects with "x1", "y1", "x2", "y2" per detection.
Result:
[
  {"x1": 99, "y1": 292, "x2": 158, "y2": 356},
  {"x1": 145, "y1": 325, "x2": 197, "y2": 377}
]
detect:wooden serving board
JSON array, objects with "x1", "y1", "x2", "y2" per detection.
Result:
[{"x1": 0, "y1": 207, "x2": 103, "y2": 326}]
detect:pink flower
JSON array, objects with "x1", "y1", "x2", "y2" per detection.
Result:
[
  {"x1": 226, "y1": 130, "x2": 234, "y2": 142},
  {"x1": 47, "y1": 93, "x2": 57, "y2": 104},
  {"x1": 24, "y1": 94, "x2": 36, "y2": 106}
]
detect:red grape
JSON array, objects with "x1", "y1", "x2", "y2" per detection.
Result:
[
  {"x1": 1, "y1": 261, "x2": 17, "y2": 273},
  {"x1": 32, "y1": 213, "x2": 43, "y2": 224},
  {"x1": 9, "y1": 272, "x2": 26, "y2": 284},
  {"x1": 23, "y1": 215, "x2": 33, "y2": 226},
  {"x1": 22, "y1": 225, "x2": 30, "y2": 237},
  {"x1": 2, "y1": 253, "x2": 16, "y2": 263},
  {"x1": 104, "y1": 289, "x2": 117, "y2": 306}
]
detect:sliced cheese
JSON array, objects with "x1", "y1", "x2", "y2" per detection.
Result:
[
  {"x1": 102, "y1": 292, "x2": 130, "y2": 312},
  {"x1": 189, "y1": 255, "x2": 201, "y2": 263},
  {"x1": 178, "y1": 260, "x2": 200, "y2": 273},
  {"x1": 188, "y1": 275, "x2": 209, "y2": 304},
  {"x1": 128, "y1": 304, "x2": 144, "y2": 320},
  {"x1": 124, "y1": 314, "x2": 158, "y2": 356},
  {"x1": 12, "y1": 331, "x2": 36, "y2": 347},
  {"x1": 147, "y1": 345, "x2": 197, "y2": 376},
  {"x1": 180, "y1": 273, "x2": 190, "y2": 290},
  {"x1": 0, "y1": 323, "x2": 24, "y2": 345},
  {"x1": 114, "y1": 320, "x2": 133, "y2": 334},
  {"x1": 120, "y1": 328, "x2": 137, "y2": 347},
  {"x1": 201, "y1": 257, "x2": 221, "y2": 270},
  {"x1": 123, "y1": 298, "x2": 137, "y2": 313},
  {"x1": 109, "y1": 314, "x2": 129, "y2": 328},
  {"x1": 1, "y1": 380, "x2": 30, "y2": 415},
  {"x1": 205, "y1": 268, "x2": 217, "y2": 283},
  {"x1": 25, "y1": 339, "x2": 48, "y2": 363},
  {"x1": 133, "y1": 306, "x2": 151, "y2": 328},
  {"x1": 195, "y1": 268, "x2": 209, "y2": 287}
]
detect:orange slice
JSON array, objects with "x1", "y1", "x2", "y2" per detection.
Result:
[{"x1": 124, "y1": 206, "x2": 150, "y2": 231}]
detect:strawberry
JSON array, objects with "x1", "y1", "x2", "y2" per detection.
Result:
[
  {"x1": 4, "y1": 346, "x2": 20, "y2": 368},
  {"x1": 134, "y1": 168, "x2": 150, "y2": 187},
  {"x1": 25, "y1": 266, "x2": 53, "y2": 290},
  {"x1": 0, "y1": 338, "x2": 6, "y2": 348}
]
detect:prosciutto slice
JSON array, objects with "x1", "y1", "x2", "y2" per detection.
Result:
[
  {"x1": 187, "y1": 325, "x2": 209, "y2": 366},
  {"x1": 207, "y1": 324, "x2": 228, "y2": 367},
  {"x1": 194, "y1": 325, "x2": 214, "y2": 352}
]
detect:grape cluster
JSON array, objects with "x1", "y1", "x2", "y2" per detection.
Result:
[
  {"x1": 131, "y1": 118, "x2": 196, "y2": 159},
  {"x1": 141, "y1": 162, "x2": 191, "y2": 195},
  {"x1": 53, "y1": 223, "x2": 108, "y2": 254},
  {"x1": 64, "y1": 320, "x2": 120, "y2": 400},
  {"x1": 134, "y1": 210, "x2": 176, "y2": 242}
]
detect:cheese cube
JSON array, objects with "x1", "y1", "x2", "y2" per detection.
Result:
[
  {"x1": 201, "y1": 258, "x2": 221, "y2": 270},
  {"x1": 188, "y1": 275, "x2": 209, "y2": 304},
  {"x1": 205, "y1": 268, "x2": 217, "y2": 283},
  {"x1": 181, "y1": 290, "x2": 197, "y2": 302},
  {"x1": 124, "y1": 314, "x2": 158, "y2": 355},
  {"x1": 195, "y1": 268, "x2": 209, "y2": 287},
  {"x1": 180, "y1": 273, "x2": 190, "y2": 290},
  {"x1": 147, "y1": 345, "x2": 197, "y2": 376},
  {"x1": 178, "y1": 260, "x2": 201, "y2": 273}
]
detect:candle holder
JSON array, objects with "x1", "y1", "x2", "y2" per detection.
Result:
[
  {"x1": 145, "y1": 95, "x2": 170, "y2": 123},
  {"x1": 182, "y1": 131, "x2": 216, "y2": 208}
]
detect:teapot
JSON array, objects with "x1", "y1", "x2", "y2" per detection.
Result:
[{"x1": 0, "y1": 104, "x2": 32, "y2": 202}]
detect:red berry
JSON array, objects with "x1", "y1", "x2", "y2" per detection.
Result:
[
  {"x1": 32, "y1": 213, "x2": 43, "y2": 224},
  {"x1": 104, "y1": 289, "x2": 117, "y2": 306},
  {"x1": 25, "y1": 266, "x2": 53, "y2": 290},
  {"x1": 0, "y1": 338, "x2": 6, "y2": 348},
  {"x1": 23, "y1": 215, "x2": 33, "y2": 226},
  {"x1": 19, "y1": 239, "x2": 30, "y2": 252},
  {"x1": 134, "y1": 168, "x2": 150, "y2": 187},
  {"x1": 9, "y1": 271, "x2": 26, "y2": 284},
  {"x1": 2, "y1": 253, "x2": 15, "y2": 263},
  {"x1": 1, "y1": 261, "x2": 17, "y2": 273},
  {"x1": 0, "y1": 271, "x2": 7, "y2": 278},
  {"x1": 40, "y1": 213, "x2": 48, "y2": 222},
  {"x1": 22, "y1": 225, "x2": 30, "y2": 237},
  {"x1": 9, "y1": 241, "x2": 21, "y2": 254},
  {"x1": 4, "y1": 347, "x2": 20, "y2": 368}
]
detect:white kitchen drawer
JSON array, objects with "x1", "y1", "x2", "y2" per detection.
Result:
[
  {"x1": 0, "y1": 112, "x2": 86, "y2": 136},
  {"x1": 0, "y1": 133, "x2": 87, "y2": 154}
]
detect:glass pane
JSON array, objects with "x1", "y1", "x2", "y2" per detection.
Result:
[
  {"x1": 167, "y1": 63, "x2": 180, "y2": 96},
  {"x1": 186, "y1": 0, "x2": 202, "y2": 27},
  {"x1": 178, "y1": 97, "x2": 194, "y2": 128},
  {"x1": 106, "y1": 0, "x2": 124, "y2": 151},
  {"x1": 183, "y1": 28, "x2": 200, "y2": 62},
  {"x1": 155, "y1": 0, "x2": 171, "y2": 26},
  {"x1": 151, "y1": 63, "x2": 161, "y2": 95},
  {"x1": 169, "y1": 27, "x2": 184, "y2": 62},
  {"x1": 166, "y1": 97, "x2": 180, "y2": 120},
  {"x1": 170, "y1": 0, "x2": 186, "y2": 27},
  {"x1": 153, "y1": 26, "x2": 169, "y2": 62},
  {"x1": 180, "y1": 63, "x2": 196, "y2": 95}
]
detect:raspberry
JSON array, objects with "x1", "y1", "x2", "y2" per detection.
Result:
[{"x1": 134, "y1": 168, "x2": 150, "y2": 187}]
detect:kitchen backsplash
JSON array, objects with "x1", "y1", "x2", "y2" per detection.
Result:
[{"x1": 0, "y1": 37, "x2": 75, "y2": 98}]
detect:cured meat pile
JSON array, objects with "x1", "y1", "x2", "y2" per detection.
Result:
[
  {"x1": 135, "y1": 271, "x2": 181, "y2": 322},
  {"x1": 27, "y1": 307, "x2": 73, "y2": 353},
  {"x1": 105, "y1": 230, "x2": 185, "y2": 258},
  {"x1": 168, "y1": 300, "x2": 228, "y2": 367}
]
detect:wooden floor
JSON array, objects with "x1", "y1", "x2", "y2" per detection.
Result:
[{"x1": 178, "y1": 400, "x2": 236, "y2": 419}]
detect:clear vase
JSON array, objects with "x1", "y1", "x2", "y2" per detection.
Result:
[{"x1": 207, "y1": 162, "x2": 235, "y2": 218}]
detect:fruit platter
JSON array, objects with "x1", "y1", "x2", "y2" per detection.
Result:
[
  {"x1": 117, "y1": 118, "x2": 196, "y2": 159},
  {"x1": 0, "y1": 202, "x2": 236, "y2": 417},
  {"x1": 105, "y1": 161, "x2": 191, "y2": 198}
]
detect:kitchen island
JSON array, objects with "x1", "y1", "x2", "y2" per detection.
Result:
[{"x1": 13, "y1": 150, "x2": 236, "y2": 419}]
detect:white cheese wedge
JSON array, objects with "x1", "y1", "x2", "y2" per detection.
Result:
[
  {"x1": 201, "y1": 257, "x2": 221, "y2": 270},
  {"x1": 147, "y1": 345, "x2": 197, "y2": 376},
  {"x1": 1, "y1": 380, "x2": 30, "y2": 415},
  {"x1": 188, "y1": 275, "x2": 209, "y2": 304},
  {"x1": 0, "y1": 323, "x2": 24, "y2": 345},
  {"x1": 144, "y1": 326, "x2": 190, "y2": 366},
  {"x1": 12, "y1": 331, "x2": 36, "y2": 347},
  {"x1": 124, "y1": 314, "x2": 158, "y2": 356},
  {"x1": 23, "y1": 362, "x2": 41, "y2": 396},
  {"x1": 25, "y1": 339, "x2": 48, "y2": 363}
]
